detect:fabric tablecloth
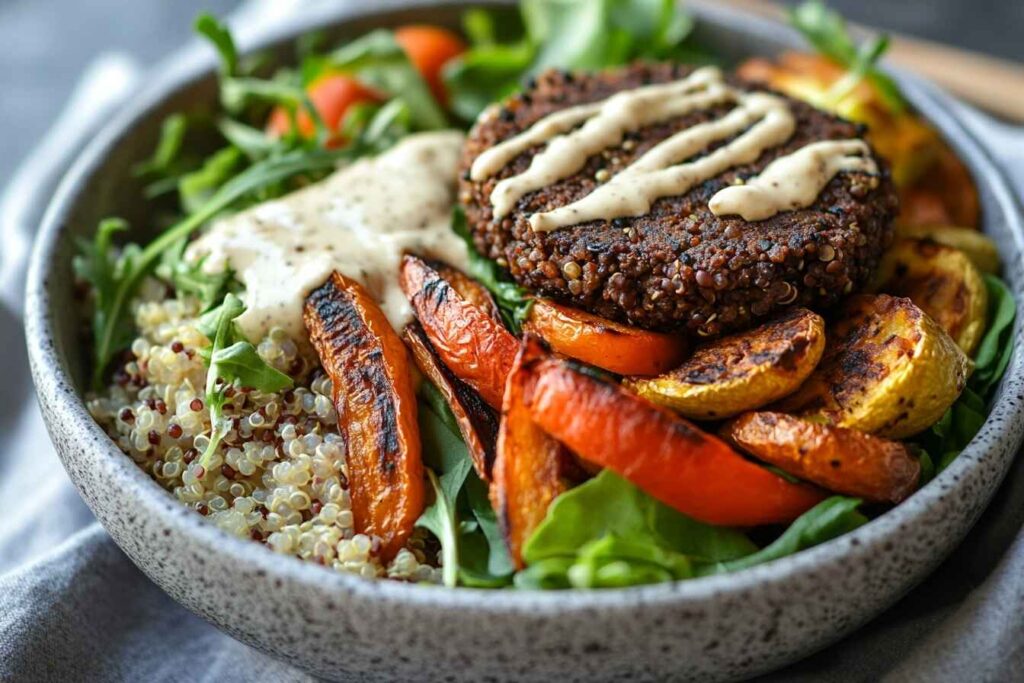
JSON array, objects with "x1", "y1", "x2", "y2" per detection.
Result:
[{"x1": 1, "y1": 2, "x2": 1023, "y2": 680}]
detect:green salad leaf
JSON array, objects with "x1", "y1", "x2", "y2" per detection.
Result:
[
  {"x1": 416, "y1": 381, "x2": 513, "y2": 587},
  {"x1": 195, "y1": 13, "x2": 238, "y2": 77},
  {"x1": 444, "y1": 0, "x2": 700, "y2": 123},
  {"x1": 914, "y1": 274, "x2": 1016, "y2": 473},
  {"x1": 694, "y1": 496, "x2": 867, "y2": 576},
  {"x1": 789, "y1": 0, "x2": 905, "y2": 112},
  {"x1": 196, "y1": 293, "x2": 292, "y2": 468},
  {"x1": 516, "y1": 470, "x2": 756, "y2": 589},
  {"x1": 451, "y1": 207, "x2": 534, "y2": 334}
]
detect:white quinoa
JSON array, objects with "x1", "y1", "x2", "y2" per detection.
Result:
[{"x1": 87, "y1": 284, "x2": 440, "y2": 583}]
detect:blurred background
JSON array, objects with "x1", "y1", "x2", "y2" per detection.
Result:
[{"x1": 1, "y1": 0, "x2": 1022, "y2": 193}]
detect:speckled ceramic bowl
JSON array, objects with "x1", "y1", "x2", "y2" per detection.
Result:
[{"x1": 24, "y1": 1, "x2": 1024, "y2": 680}]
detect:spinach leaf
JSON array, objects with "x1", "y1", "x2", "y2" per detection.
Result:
[
  {"x1": 451, "y1": 207, "x2": 534, "y2": 333},
  {"x1": 516, "y1": 470, "x2": 755, "y2": 589},
  {"x1": 695, "y1": 496, "x2": 867, "y2": 576},
  {"x1": 914, "y1": 274, "x2": 1016, "y2": 472},
  {"x1": 789, "y1": 0, "x2": 905, "y2": 112},
  {"x1": 416, "y1": 383, "x2": 476, "y2": 587},
  {"x1": 971, "y1": 274, "x2": 1017, "y2": 396}
]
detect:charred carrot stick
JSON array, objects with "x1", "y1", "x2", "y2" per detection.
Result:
[
  {"x1": 491, "y1": 336, "x2": 573, "y2": 568},
  {"x1": 400, "y1": 255, "x2": 518, "y2": 409},
  {"x1": 304, "y1": 272, "x2": 423, "y2": 561},
  {"x1": 403, "y1": 322, "x2": 499, "y2": 481},
  {"x1": 722, "y1": 412, "x2": 921, "y2": 504},
  {"x1": 524, "y1": 299, "x2": 689, "y2": 376},
  {"x1": 526, "y1": 357, "x2": 826, "y2": 526}
]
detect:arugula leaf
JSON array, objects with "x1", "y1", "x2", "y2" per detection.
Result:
[
  {"x1": 326, "y1": 30, "x2": 447, "y2": 131},
  {"x1": 451, "y1": 207, "x2": 534, "y2": 333},
  {"x1": 178, "y1": 146, "x2": 244, "y2": 213},
  {"x1": 695, "y1": 496, "x2": 867, "y2": 576},
  {"x1": 517, "y1": 470, "x2": 756, "y2": 588},
  {"x1": 461, "y1": 474, "x2": 515, "y2": 584},
  {"x1": 134, "y1": 114, "x2": 188, "y2": 177},
  {"x1": 84, "y1": 145, "x2": 348, "y2": 387},
  {"x1": 156, "y1": 237, "x2": 235, "y2": 312},
  {"x1": 74, "y1": 219, "x2": 140, "y2": 389},
  {"x1": 194, "y1": 13, "x2": 238, "y2": 77},
  {"x1": 789, "y1": 0, "x2": 905, "y2": 112},
  {"x1": 196, "y1": 293, "x2": 292, "y2": 468}
]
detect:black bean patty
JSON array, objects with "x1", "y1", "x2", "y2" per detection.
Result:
[{"x1": 458, "y1": 63, "x2": 899, "y2": 336}]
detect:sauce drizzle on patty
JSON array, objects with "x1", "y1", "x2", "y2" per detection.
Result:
[{"x1": 471, "y1": 66, "x2": 878, "y2": 231}]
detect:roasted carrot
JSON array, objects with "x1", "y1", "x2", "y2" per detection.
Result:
[
  {"x1": 491, "y1": 336, "x2": 573, "y2": 567},
  {"x1": 524, "y1": 298, "x2": 689, "y2": 376},
  {"x1": 267, "y1": 74, "x2": 379, "y2": 145},
  {"x1": 403, "y1": 322, "x2": 499, "y2": 481},
  {"x1": 304, "y1": 272, "x2": 423, "y2": 560},
  {"x1": 722, "y1": 412, "x2": 921, "y2": 504},
  {"x1": 400, "y1": 255, "x2": 518, "y2": 409},
  {"x1": 526, "y1": 358, "x2": 825, "y2": 526}
]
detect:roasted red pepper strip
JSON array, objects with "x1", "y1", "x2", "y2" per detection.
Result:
[{"x1": 526, "y1": 357, "x2": 826, "y2": 526}]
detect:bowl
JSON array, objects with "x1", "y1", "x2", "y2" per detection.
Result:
[{"x1": 24, "y1": 1, "x2": 1024, "y2": 680}]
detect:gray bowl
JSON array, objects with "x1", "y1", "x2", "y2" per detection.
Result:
[{"x1": 24, "y1": 1, "x2": 1024, "y2": 680}]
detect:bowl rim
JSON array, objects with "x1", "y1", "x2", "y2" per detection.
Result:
[{"x1": 24, "y1": 0, "x2": 1024, "y2": 615}]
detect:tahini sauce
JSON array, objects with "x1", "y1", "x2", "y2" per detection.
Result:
[
  {"x1": 471, "y1": 66, "x2": 877, "y2": 231},
  {"x1": 186, "y1": 131, "x2": 469, "y2": 341}
]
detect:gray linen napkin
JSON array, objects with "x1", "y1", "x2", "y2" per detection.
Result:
[{"x1": 1, "y1": 2, "x2": 1023, "y2": 681}]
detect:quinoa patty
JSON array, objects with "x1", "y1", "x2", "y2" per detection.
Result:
[{"x1": 458, "y1": 63, "x2": 899, "y2": 335}]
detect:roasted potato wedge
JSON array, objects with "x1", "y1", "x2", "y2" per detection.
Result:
[
  {"x1": 626, "y1": 308, "x2": 825, "y2": 419},
  {"x1": 527, "y1": 353, "x2": 825, "y2": 526},
  {"x1": 738, "y1": 53, "x2": 979, "y2": 228},
  {"x1": 491, "y1": 336, "x2": 573, "y2": 568},
  {"x1": 775, "y1": 294, "x2": 971, "y2": 439},
  {"x1": 895, "y1": 224, "x2": 1000, "y2": 274},
  {"x1": 524, "y1": 298, "x2": 689, "y2": 376},
  {"x1": 400, "y1": 255, "x2": 518, "y2": 409},
  {"x1": 873, "y1": 238, "x2": 988, "y2": 355},
  {"x1": 723, "y1": 412, "x2": 921, "y2": 504},
  {"x1": 305, "y1": 272, "x2": 423, "y2": 561},
  {"x1": 403, "y1": 322, "x2": 499, "y2": 482}
]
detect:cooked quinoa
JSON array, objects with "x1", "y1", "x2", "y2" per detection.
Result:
[{"x1": 87, "y1": 281, "x2": 440, "y2": 583}]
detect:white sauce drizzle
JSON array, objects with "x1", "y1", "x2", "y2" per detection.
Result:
[
  {"x1": 471, "y1": 66, "x2": 878, "y2": 231},
  {"x1": 186, "y1": 131, "x2": 469, "y2": 342},
  {"x1": 708, "y1": 139, "x2": 876, "y2": 221}
]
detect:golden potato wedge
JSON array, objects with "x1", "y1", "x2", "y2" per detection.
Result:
[
  {"x1": 873, "y1": 238, "x2": 988, "y2": 355},
  {"x1": 775, "y1": 295, "x2": 971, "y2": 439},
  {"x1": 625, "y1": 308, "x2": 826, "y2": 420},
  {"x1": 894, "y1": 224, "x2": 1000, "y2": 274},
  {"x1": 722, "y1": 412, "x2": 921, "y2": 504}
]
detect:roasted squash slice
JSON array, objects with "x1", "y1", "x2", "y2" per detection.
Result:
[
  {"x1": 403, "y1": 322, "x2": 499, "y2": 482},
  {"x1": 626, "y1": 308, "x2": 825, "y2": 419},
  {"x1": 525, "y1": 355, "x2": 826, "y2": 526},
  {"x1": 491, "y1": 336, "x2": 573, "y2": 568},
  {"x1": 775, "y1": 294, "x2": 971, "y2": 439},
  {"x1": 524, "y1": 298, "x2": 688, "y2": 376},
  {"x1": 304, "y1": 272, "x2": 423, "y2": 561},
  {"x1": 873, "y1": 238, "x2": 988, "y2": 355},
  {"x1": 723, "y1": 412, "x2": 921, "y2": 504},
  {"x1": 400, "y1": 254, "x2": 518, "y2": 409},
  {"x1": 894, "y1": 223, "x2": 1000, "y2": 274}
]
